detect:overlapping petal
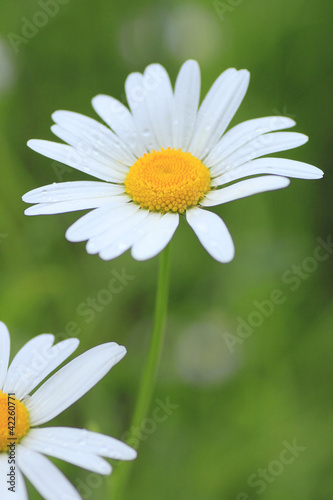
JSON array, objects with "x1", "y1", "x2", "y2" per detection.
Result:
[
  {"x1": 131, "y1": 212, "x2": 179, "y2": 261},
  {"x1": 26, "y1": 342, "x2": 126, "y2": 426},
  {"x1": 97, "y1": 211, "x2": 162, "y2": 261},
  {"x1": 85, "y1": 206, "x2": 149, "y2": 256},
  {"x1": 92, "y1": 94, "x2": 147, "y2": 158},
  {"x1": 18, "y1": 446, "x2": 82, "y2": 500},
  {"x1": 25, "y1": 342, "x2": 124, "y2": 427},
  {"x1": 66, "y1": 202, "x2": 140, "y2": 243},
  {"x1": 24, "y1": 427, "x2": 137, "y2": 462},
  {"x1": 27, "y1": 140, "x2": 125, "y2": 183},
  {"x1": 52, "y1": 110, "x2": 135, "y2": 165},
  {"x1": 189, "y1": 68, "x2": 250, "y2": 159},
  {"x1": 209, "y1": 131, "x2": 308, "y2": 177},
  {"x1": 3, "y1": 334, "x2": 79, "y2": 399},
  {"x1": 22, "y1": 431, "x2": 112, "y2": 475},
  {"x1": 205, "y1": 115, "x2": 296, "y2": 168}
]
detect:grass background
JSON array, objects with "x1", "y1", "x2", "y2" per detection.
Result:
[{"x1": 1, "y1": 0, "x2": 333, "y2": 498}]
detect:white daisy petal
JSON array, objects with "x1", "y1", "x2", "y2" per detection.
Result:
[
  {"x1": 143, "y1": 64, "x2": 174, "y2": 149},
  {"x1": 125, "y1": 71, "x2": 159, "y2": 152},
  {"x1": 3, "y1": 335, "x2": 55, "y2": 395},
  {"x1": 92, "y1": 95, "x2": 147, "y2": 158},
  {"x1": 22, "y1": 431, "x2": 112, "y2": 475},
  {"x1": 186, "y1": 207, "x2": 235, "y2": 263},
  {"x1": 52, "y1": 110, "x2": 136, "y2": 165},
  {"x1": 3, "y1": 335, "x2": 78, "y2": 398},
  {"x1": 172, "y1": 59, "x2": 201, "y2": 151},
  {"x1": 65, "y1": 202, "x2": 138, "y2": 243},
  {"x1": 25, "y1": 427, "x2": 137, "y2": 461},
  {"x1": 190, "y1": 69, "x2": 250, "y2": 159},
  {"x1": 18, "y1": 445, "x2": 81, "y2": 500},
  {"x1": 86, "y1": 208, "x2": 149, "y2": 256},
  {"x1": 24, "y1": 195, "x2": 129, "y2": 215},
  {"x1": 212, "y1": 158, "x2": 324, "y2": 186},
  {"x1": 202, "y1": 175, "x2": 290, "y2": 207},
  {"x1": 206, "y1": 115, "x2": 296, "y2": 169},
  {"x1": 131, "y1": 212, "x2": 179, "y2": 261},
  {"x1": 210, "y1": 131, "x2": 308, "y2": 177},
  {"x1": 26, "y1": 343, "x2": 126, "y2": 426},
  {"x1": 98, "y1": 211, "x2": 163, "y2": 261},
  {"x1": 27, "y1": 140, "x2": 125, "y2": 183},
  {"x1": 51, "y1": 125, "x2": 130, "y2": 176},
  {"x1": 7, "y1": 337, "x2": 79, "y2": 400},
  {"x1": 22, "y1": 181, "x2": 125, "y2": 204},
  {"x1": 0, "y1": 321, "x2": 10, "y2": 389},
  {"x1": 66, "y1": 202, "x2": 139, "y2": 242},
  {"x1": 0, "y1": 454, "x2": 28, "y2": 499}
]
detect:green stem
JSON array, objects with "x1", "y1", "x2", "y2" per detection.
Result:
[{"x1": 111, "y1": 244, "x2": 172, "y2": 498}]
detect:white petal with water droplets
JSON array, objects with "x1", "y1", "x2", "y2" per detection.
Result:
[
  {"x1": 125, "y1": 72, "x2": 159, "y2": 152},
  {"x1": 27, "y1": 140, "x2": 126, "y2": 183},
  {"x1": 66, "y1": 202, "x2": 139, "y2": 242},
  {"x1": 131, "y1": 212, "x2": 179, "y2": 261},
  {"x1": 202, "y1": 176, "x2": 290, "y2": 207},
  {"x1": 190, "y1": 69, "x2": 250, "y2": 159},
  {"x1": 22, "y1": 181, "x2": 125, "y2": 203},
  {"x1": 92, "y1": 95, "x2": 147, "y2": 158},
  {"x1": 98, "y1": 211, "x2": 163, "y2": 261},
  {"x1": 24, "y1": 194, "x2": 129, "y2": 215},
  {"x1": 212, "y1": 157, "x2": 324, "y2": 186},
  {"x1": 51, "y1": 125, "x2": 130, "y2": 176},
  {"x1": 52, "y1": 110, "x2": 135, "y2": 165},
  {"x1": 206, "y1": 115, "x2": 296, "y2": 169},
  {"x1": 186, "y1": 207, "x2": 235, "y2": 263},
  {"x1": 144, "y1": 63, "x2": 174, "y2": 149},
  {"x1": 22, "y1": 431, "x2": 112, "y2": 475},
  {"x1": 172, "y1": 59, "x2": 201, "y2": 151},
  {"x1": 86, "y1": 208, "x2": 149, "y2": 256},
  {"x1": 25, "y1": 427, "x2": 137, "y2": 461},
  {"x1": 210, "y1": 132, "x2": 308, "y2": 177}
]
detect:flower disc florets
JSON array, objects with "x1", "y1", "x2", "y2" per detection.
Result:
[
  {"x1": 0, "y1": 390, "x2": 30, "y2": 452},
  {"x1": 125, "y1": 147, "x2": 211, "y2": 213}
]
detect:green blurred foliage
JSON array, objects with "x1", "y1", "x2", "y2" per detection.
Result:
[{"x1": 0, "y1": 0, "x2": 333, "y2": 498}]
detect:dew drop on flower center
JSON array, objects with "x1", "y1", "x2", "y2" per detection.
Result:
[
  {"x1": 0, "y1": 390, "x2": 30, "y2": 452},
  {"x1": 125, "y1": 147, "x2": 211, "y2": 213}
]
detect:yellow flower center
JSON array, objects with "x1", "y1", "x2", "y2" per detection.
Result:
[
  {"x1": 0, "y1": 391, "x2": 30, "y2": 452},
  {"x1": 125, "y1": 148, "x2": 211, "y2": 213}
]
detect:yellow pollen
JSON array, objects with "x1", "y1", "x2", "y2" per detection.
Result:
[
  {"x1": 125, "y1": 147, "x2": 211, "y2": 213},
  {"x1": 0, "y1": 391, "x2": 30, "y2": 452}
]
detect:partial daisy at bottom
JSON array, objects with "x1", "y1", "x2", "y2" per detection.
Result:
[
  {"x1": 0, "y1": 322, "x2": 136, "y2": 500},
  {"x1": 23, "y1": 60, "x2": 323, "y2": 263}
]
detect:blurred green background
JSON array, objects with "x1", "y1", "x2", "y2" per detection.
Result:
[{"x1": 1, "y1": 0, "x2": 333, "y2": 498}]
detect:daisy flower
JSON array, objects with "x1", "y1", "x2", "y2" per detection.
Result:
[
  {"x1": 23, "y1": 60, "x2": 323, "y2": 263},
  {"x1": 0, "y1": 322, "x2": 136, "y2": 499}
]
